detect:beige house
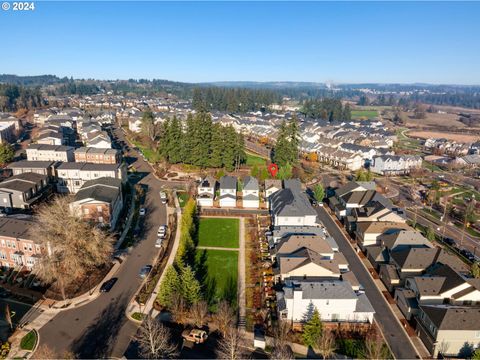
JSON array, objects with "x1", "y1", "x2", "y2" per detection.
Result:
[
  {"x1": 26, "y1": 144, "x2": 75, "y2": 162},
  {"x1": 355, "y1": 221, "x2": 411, "y2": 248},
  {"x1": 416, "y1": 305, "x2": 480, "y2": 358}
]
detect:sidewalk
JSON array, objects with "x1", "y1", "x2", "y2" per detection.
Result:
[{"x1": 126, "y1": 191, "x2": 182, "y2": 321}]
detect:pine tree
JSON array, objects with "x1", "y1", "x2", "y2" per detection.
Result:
[
  {"x1": 182, "y1": 113, "x2": 196, "y2": 164},
  {"x1": 167, "y1": 116, "x2": 184, "y2": 163},
  {"x1": 313, "y1": 184, "x2": 325, "y2": 202},
  {"x1": 223, "y1": 126, "x2": 237, "y2": 171},
  {"x1": 157, "y1": 266, "x2": 180, "y2": 308},
  {"x1": 302, "y1": 309, "x2": 323, "y2": 348},
  {"x1": 180, "y1": 265, "x2": 202, "y2": 305}
]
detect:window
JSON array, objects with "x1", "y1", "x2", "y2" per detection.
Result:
[
  {"x1": 0, "y1": 251, "x2": 7, "y2": 260},
  {"x1": 97, "y1": 206, "x2": 103, "y2": 213},
  {"x1": 98, "y1": 216, "x2": 104, "y2": 223},
  {"x1": 84, "y1": 208, "x2": 90, "y2": 215}
]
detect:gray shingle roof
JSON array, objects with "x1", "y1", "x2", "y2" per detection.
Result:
[
  {"x1": 420, "y1": 305, "x2": 480, "y2": 330},
  {"x1": 270, "y1": 188, "x2": 317, "y2": 217},
  {"x1": 74, "y1": 177, "x2": 122, "y2": 203},
  {"x1": 284, "y1": 280, "x2": 357, "y2": 300},
  {"x1": 243, "y1": 176, "x2": 259, "y2": 191},
  {"x1": 220, "y1": 176, "x2": 236, "y2": 190}
]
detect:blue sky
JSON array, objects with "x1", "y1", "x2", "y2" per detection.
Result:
[{"x1": 1, "y1": 1, "x2": 479, "y2": 84}]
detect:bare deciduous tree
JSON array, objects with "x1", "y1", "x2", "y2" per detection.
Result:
[
  {"x1": 216, "y1": 327, "x2": 246, "y2": 360},
  {"x1": 269, "y1": 320, "x2": 293, "y2": 359},
  {"x1": 316, "y1": 329, "x2": 336, "y2": 359},
  {"x1": 170, "y1": 293, "x2": 189, "y2": 325},
  {"x1": 189, "y1": 300, "x2": 209, "y2": 328},
  {"x1": 32, "y1": 344, "x2": 76, "y2": 359},
  {"x1": 32, "y1": 197, "x2": 114, "y2": 300},
  {"x1": 361, "y1": 331, "x2": 390, "y2": 360},
  {"x1": 136, "y1": 315, "x2": 178, "y2": 359},
  {"x1": 213, "y1": 301, "x2": 236, "y2": 337}
]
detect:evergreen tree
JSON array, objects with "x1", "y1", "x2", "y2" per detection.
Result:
[
  {"x1": 277, "y1": 163, "x2": 293, "y2": 180},
  {"x1": 182, "y1": 113, "x2": 196, "y2": 164},
  {"x1": 223, "y1": 126, "x2": 238, "y2": 171},
  {"x1": 180, "y1": 265, "x2": 202, "y2": 305},
  {"x1": 0, "y1": 143, "x2": 15, "y2": 165},
  {"x1": 209, "y1": 123, "x2": 224, "y2": 168},
  {"x1": 250, "y1": 164, "x2": 259, "y2": 178},
  {"x1": 167, "y1": 116, "x2": 184, "y2": 163},
  {"x1": 157, "y1": 266, "x2": 180, "y2": 308},
  {"x1": 313, "y1": 184, "x2": 325, "y2": 202},
  {"x1": 302, "y1": 309, "x2": 323, "y2": 348},
  {"x1": 259, "y1": 167, "x2": 269, "y2": 181},
  {"x1": 426, "y1": 227, "x2": 436, "y2": 242}
]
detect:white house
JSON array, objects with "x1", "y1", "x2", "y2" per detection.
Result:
[
  {"x1": 277, "y1": 280, "x2": 375, "y2": 324},
  {"x1": 128, "y1": 117, "x2": 143, "y2": 133},
  {"x1": 370, "y1": 155, "x2": 422, "y2": 175},
  {"x1": 242, "y1": 176, "x2": 259, "y2": 208},
  {"x1": 197, "y1": 176, "x2": 216, "y2": 207},
  {"x1": 270, "y1": 181, "x2": 317, "y2": 227},
  {"x1": 219, "y1": 176, "x2": 236, "y2": 208}
]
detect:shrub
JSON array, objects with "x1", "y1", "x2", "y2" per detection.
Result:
[{"x1": 20, "y1": 330, "x2": 37, "y2": 351}]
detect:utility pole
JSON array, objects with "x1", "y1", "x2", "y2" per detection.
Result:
[{"x1": 441, "y1": 195, "x2": 450, "y2": 243}]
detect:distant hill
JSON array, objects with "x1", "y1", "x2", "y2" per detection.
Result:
[{"x1": 0, "y1": 74, "x2": 65, "y2": 86}]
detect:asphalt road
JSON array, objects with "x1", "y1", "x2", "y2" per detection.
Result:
[
  {"x1": 315, "y1": 206, "x2": 420, "y2": 359},
  {"x1": 38, "y1": 128, "x2": 168, "y2": 358}
]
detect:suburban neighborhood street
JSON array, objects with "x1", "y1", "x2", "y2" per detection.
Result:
[
  {"x1": 315, "y1": 206, "x2": 420, "y2": 359},
  {"x1": 38, "y1": 130, "x2": 170, "y2": 358}
]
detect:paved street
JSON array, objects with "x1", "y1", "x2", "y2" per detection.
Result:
[
  {"x1": 38, "y1": 128, "x2": 169, "y2": 358},
  {"x1": 315, "y1": 206, "x2": 420, "y2": 359}
]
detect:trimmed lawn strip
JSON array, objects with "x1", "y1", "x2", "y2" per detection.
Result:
[
  {"x1": 196, "y1": 249, "x2": 238, "y2": 306},
  {"x1": 20, "y1": 330, "x2": 37, "y2": 351},
  {"x1": 198, "y1": 218, "x2": 239, "y2": 248},
  {"x1": 246, "y1": 152, "x2": 268, "y2": 167},
  {"x1": 177, "y1": 191, "x2": 190, "y2": 208}
]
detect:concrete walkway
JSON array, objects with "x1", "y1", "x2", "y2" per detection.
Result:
[{"x1": 238, "y1": 217, "x2": 246, "y2": 328}]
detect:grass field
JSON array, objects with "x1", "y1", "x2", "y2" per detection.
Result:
[
  {"x1": 195, "y1": 249, "x2": 238, "y2": 305},
  {"x1": 177, "y1": 191, "x2": 189, "y2": 208},
  {"x1": 246, "y1": 152, "x2": 268, "y2": 167},
  {"x1": 351, "y1": 110, "x2": 378, "y2": 119},
  {"x1": 198, "y1": 218, "x2": 239, "y2": 248}
]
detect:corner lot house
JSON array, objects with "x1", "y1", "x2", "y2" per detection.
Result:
[
  {"x1": 69, "y1": 177, "x2": 124, "y2": 229},
  {"x1": 242, "y1": 176, "x2": 259, "y2": 208},
  {"x1": 0, "y1": 218, "x2": 39, "y2": 269},
  {"x1": 7, "y1": 160, "x2": 57, "y2": 179},
  {"x1": 197, "y1": 176, "x2": 216, "y2": 207},
  {"x1": 219, "y1": 176, "x2": 236, "y2": 208}
]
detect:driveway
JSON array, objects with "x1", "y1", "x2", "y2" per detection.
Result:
[
  {"x1": 315, "y1": 206, "x2": 420, "y2": 359},
  {"x1": 38, "y1": 128, "x2": 169, "y2": 358}
]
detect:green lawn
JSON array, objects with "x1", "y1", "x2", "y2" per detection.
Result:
[
  {"x1": 245, "y1": 152, "x2": 268, "y2": 167},
  {"x1": 20, "y1": 330, "x2": 37, "y2": 351},
  {"x1": 198, "y1": 218, "x2": 239, "y2": 248},
  {"x1": 351, "y1": 110, "x2": 378, "y2": 119},
  {"x1": 177, "y1": 191, "x2": 190, "y2": 208},
  {"x1": 195, "y1": 249, "x2": 238, "y2": 305}
]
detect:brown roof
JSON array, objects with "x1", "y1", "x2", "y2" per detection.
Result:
[
  {"x1": 274, "y1": 235, "x2": 333, "y2": 256},
  {"x1": 356, "y1": 221, "x2": 411, "y2": 235}
]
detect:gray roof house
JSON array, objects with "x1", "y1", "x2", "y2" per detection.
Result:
[
  {"x1": 242, "y1": 176, "x2": 259, "y2": 208},
  {"x1": 0, "y1": 172, "x2": 51, "y2": 210},
  {"x1": 219, "y1": 176, "x2": 237, "y2": 208},
  {"x1": 269, "y1": 182, "x2": 317, "y2": 227}
]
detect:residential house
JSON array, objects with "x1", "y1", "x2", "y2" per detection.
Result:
[
  {"x1": 74, "y1": 147, "x2": 122, "y2": 164},
  {"x1": 0, "y1": 173, "x2": 50, "y2": 210},
  {"x1": 56, "y1": 162, "x2": 127, "y2": 194},
  {"x1": 416, "y1": 305, "x2": 480, "y2": 357},
  {"x1": 242, "y1": 176, "x2": 259, "y2": 208},
  {"x1": 7, "y1": 160, "x2": 57, "y2": 179},
  {"x1": 265, "y1": 179, "x2": 282, "y2": 203},
  {"x1": 69, "y1": 177, "x2": 124, "y2": 229},
  {"x1": 269, "y1": 183, "x2": 317, "y2": 227},
  {"x1": 219, "y1": 176, "x2": 237, "y2": 207},
  {"x1": 327, "y1": 181, "x2": 376, "y2": 220},
  {"x1": 197, "y1": 176, "x2": 216, "y2": 207},
  {"x1": 85, "y1": 131, "x2": 112, "y2": 148},
  {"x1": 276, "y1": 280, "x2": 375, "y2": 324},
  {"x1": 355, "y1": 221, "x2": 411, "y2": 249},
  {"x1": 0, "y1": 121, "x2": 16, "y2": 144},
  {"x1": 26, "y1": 144, "x2": 75, "y2": 162},
  {"x1": 370, "y1": 155, "x2": 422, "y2": 175},
  {"x1": 0, "y1": 218, "x2": 40, "y2": 269}
]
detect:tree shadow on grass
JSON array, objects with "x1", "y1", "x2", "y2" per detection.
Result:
[
  {"x1": 71, "y1": 294, "x2": 129, "y2": 359},
  {"x1": 221, "y1": 275, "x2": 237, "y2": 308}
]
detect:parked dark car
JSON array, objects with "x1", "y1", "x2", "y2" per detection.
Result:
[
  {"x1": 443, "y1": 237, "x2": 455, "y2": 246},
  {"x1": 100, "y1": 278, "x2": 118, "y2": 293}
]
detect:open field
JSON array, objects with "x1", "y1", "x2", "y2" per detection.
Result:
[
  {"x1": 197, "y1": 217, "x2": 239, "y2": 248},
  {"x1": 195, "y1": 249, "x2": 238, "y2": 304},
  {"x1": 245, "y1": 151, "x2": 268, "y2": 167},
  {"x1": 403, "y1": 111, "x2": 468, "y2": 129},
  {"x1": 351, "y1": 109, "x2": 378, "y2": 119},
  {"x1": 408, "y1": 130, "x2": 480, "y2": 143}
]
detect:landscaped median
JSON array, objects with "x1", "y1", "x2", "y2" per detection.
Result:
[{"x1": 20, "y1": 330, "x2": 37, "y2": 351}]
